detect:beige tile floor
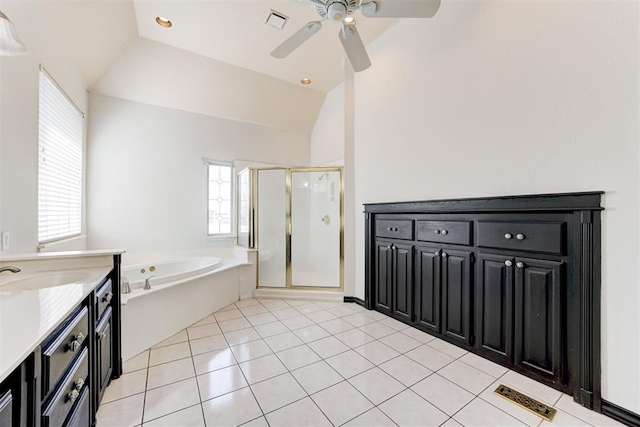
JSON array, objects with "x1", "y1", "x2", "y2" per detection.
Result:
[{"x1": 96, "y1": 299, "x2": 624, "y2": 427}]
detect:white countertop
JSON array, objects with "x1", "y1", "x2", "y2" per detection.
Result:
[
  {"x1": 0, "y1": 249, "x2": 125, "y2": 262},
  {"x1": 0, "y1": 266, "x2": 114, "y2": 383}
]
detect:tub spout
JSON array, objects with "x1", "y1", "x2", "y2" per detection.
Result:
[
  {"x1": 121, "y1": 275, "x2": 131, "y2": 294},
  {"x1": 144, "y1": 276, "x2": 154, "y2": 290}
]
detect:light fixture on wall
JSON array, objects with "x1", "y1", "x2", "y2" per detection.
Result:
[
  {"x1": 0, "y1": 9, "x2": 28, "y2": 56},
  {"x1": 301, "y1": 78, "x2": 311, "y2": 85}
]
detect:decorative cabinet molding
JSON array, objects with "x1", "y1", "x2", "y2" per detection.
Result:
[{"x1": 364, "y1": 192, "x2": 603, "y2": 411}]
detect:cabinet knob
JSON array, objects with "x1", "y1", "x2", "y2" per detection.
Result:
[
  {"x1": 434, "y1": 229, "x2": 441, "y2": 235},
  {"x1": 387, "y1": 245, "x2": 391, "y2": 249},
  {"x1": 434, "y1": 250, "x2": 441, "y2": 256},
  {"x1": 441, "y1": 229, "x2": 448, "y2": 235},
  {"x1": 505, "y1": 260, "x2": 513, "y2": 267},
  {"x1": 516, "y1": 233, "x2": 525, "y2": 240},
  {"x1": 103, "y1": 292, "x2": 113, "y2": 304},
  {"x1": 516, "y1": 262, "x2": 525, "y2": 269},
  {"x1": 441, "y1": 252, "x2": 448, "y2": 258},
  {"x1": 387, "y1": 227, "x2": 392, "y2": 231},
  {"x1": 391, "y1": 245, "x2": 396, "y2": 251},
  {"x1": 504, "y1": 233, "x2": 513, "y2": 240},
  {"x1": 67, "y1": 389, "x2": 79, "y2": 403},
  {"x1": 74, "y1": 378, "x2": 84, "y2": 391}
]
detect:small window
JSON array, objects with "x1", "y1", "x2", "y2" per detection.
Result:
[
  {"x1": 37, "y1": 68, "x2": 84, "y2": 243},
  {"x1": 207, "y1": 161, "x2": 234, "y2": 236}
]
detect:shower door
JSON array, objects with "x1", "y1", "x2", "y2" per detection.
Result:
[
  {"x1": 290, "y1": 169, "x2": 342, "y2": 288},
  {"x1": 255, "y1": 167, "x2": 343, "y2": 289}
]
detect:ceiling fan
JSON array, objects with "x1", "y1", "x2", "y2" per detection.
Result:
[{"x1": 271, "y1": 0, "x2": 441, "y2": 72}]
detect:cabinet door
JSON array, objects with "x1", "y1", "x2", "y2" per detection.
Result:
[
  {"x1": 476, "y1": 254, "x2": 514, "y2": 363},
  {"x1": 375, "y1": 242, "x2": 393, "y2": 314},
  {"x1": 441, "y1": 249, "x2": 473, "y2": 346},
  {"x1": 514, "y1": 258, "x2": 563, "y2": 381},
  {"x1": 392, "y1": 243, "x2": 413, "y2": 323},
  {"x1": 96, "y1": 308, "x2": 113, "y2": 404},
  {"x1": 415, "y1": 245, "x2": 441, "y2": 333}
]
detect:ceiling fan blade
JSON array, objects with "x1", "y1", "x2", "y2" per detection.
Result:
[
  {"x1": 271, "y1": 21, "x2": 323, "y2": 59},
  {"x1": 338, "y1": 24, "x2": 371, "y2": 72},
  {"x1": 360, "y1": 0, "x2": 441, "y2": 18}
]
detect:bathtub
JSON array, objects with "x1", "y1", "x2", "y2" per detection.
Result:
[
  {"x1": 122, "y1": 257, "x2": 223, "y2": 292},
  {"x1": 120, "y1": 254, "x2": 255, "y2": 360}
]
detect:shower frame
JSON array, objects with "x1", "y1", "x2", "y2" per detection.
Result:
[{"x1": 239, "y1": 166, "x2": 345, "y2": 291}]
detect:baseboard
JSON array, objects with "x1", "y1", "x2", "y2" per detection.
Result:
[
  {"x1": 343, "y1": 296, "x2": 366, "y2": 307},
  {"x1": 602, "y1": 400, "x2": 640, "y2": 427}
]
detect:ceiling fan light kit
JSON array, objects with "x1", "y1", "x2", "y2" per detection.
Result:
[
  {"x1": 0, "y1": 9, "x2": 28, "y2": 56},
  {"x1": 270, "y1": 0, "x2": 441, "y2": 72}
]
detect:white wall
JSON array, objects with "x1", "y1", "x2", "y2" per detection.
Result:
[
  {"x1": 93, "y1": 37, "x2": 326, "y2": 134},
  {"x1": 340, "y1": 0, "x2": 639, "y2": 414},
  {"x1": 86, "y1": 94, "x2": 310, "y2": 253},
  {"x1": 0, "y1": 2, "x2": 88, "y2": 254},
  {"x1": 310, "y1": 83, "x2": 345, "y2": 165}
]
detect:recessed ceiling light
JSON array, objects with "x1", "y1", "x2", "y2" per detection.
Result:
[
  {"x1": 301, "y1": 78, "x2": 311, "y2": 85},
  {"x1": 344, "y1": 16, "x2": 355, "y2": 24},
  {"x1": 156, "y1": 16, "x2": 172, "y2": 28}
]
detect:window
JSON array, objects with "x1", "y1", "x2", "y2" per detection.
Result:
[
  {"x1": 207, "y1": 161, "x2": 234, "y2": 236},
  {"x1": 37, "y1": 68, "x2": 83, "y2": 243}
]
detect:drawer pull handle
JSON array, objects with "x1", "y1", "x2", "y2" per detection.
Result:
[
  {"x1": 67, "y1": 389, "x2": 79, "y2": 404},
  {"x1": 103, "y1": 292, "x2": 113, "y2": 303},
  {"x1": 434, "y1": 229, "x2": 441, "y2": 235},
  {"x1": 504, "y1": 233, "x2": 513, "y2": 239},
  {"x1": 516, "y1": 262, "x2": 525, "y2": 269},
  {"x1": 69, "y1": 332, "x2": 85, "y2": 352},
  {"x1": 387, "y1": 227, "x2": 392, "y2": 231},
  {"x1": 505, "y1": 260, "x2": 513, "y2": 267},
  {"x1": 516, "y1": 233, "x2": 525, "y2": 240},
  {"x1": 74, "y1": 378, "x2": 84, "y2": 391},
  {"x1": 441, "y1": 229, "x2": 448, "y2": 235}
]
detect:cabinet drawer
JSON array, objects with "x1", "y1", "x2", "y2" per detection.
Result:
[
  {"x1": 477, "y1": 221, "x2": 565, "y2": 254},
  {"x1": 376, "y1": 220, "x2": 414, "y2": 240},
  {"x1": 42, "y1": 307, "x2": 89, "y2": 397},
  {"x1": 63, "y1": 386, "x2": 90, "y2": 427},
  {"x1": 0, "y1": 390, "x2": 12, "y2": 426},
  {"x1": 96, "y1": 278, "x2": 113, "y2": 322},
  {"x1": 42, "y1": 347, "x2": 89, "y2": 427},
  {"x1": 417, "y1": 221, "x2": 472, "y2": 246}
]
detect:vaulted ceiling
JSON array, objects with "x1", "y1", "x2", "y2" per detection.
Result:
[{"x1": 16, "y1": 0, "x2": 403, "y2": 132}]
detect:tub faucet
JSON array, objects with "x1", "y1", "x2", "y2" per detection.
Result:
[
  {"x1": 0, "y1": 266, "x2": 21, "y2": 274},
  {"x1": 144, "y1": 276, "x2": 154, "y2": 291},
  {"x1": 121, "y1": 275, "x2": 131, "y2": 294}
]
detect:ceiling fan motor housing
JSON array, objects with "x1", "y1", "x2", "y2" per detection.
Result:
[{"x1": 315, "y1": 0, "x2": 358, "y2": 21}]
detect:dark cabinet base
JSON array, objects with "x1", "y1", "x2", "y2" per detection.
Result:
[{"x1": 364, "y1": 192, "x2": 602, "y2": 411}]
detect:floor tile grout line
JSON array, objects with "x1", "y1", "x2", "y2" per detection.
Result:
[
  {"x1": 139, "y1": 348, "x2": 151, "y2": 425},
  {"x1": 185, "y1": 326, "x2": 208, "y2": 427},
  {"x1": 226, "y1": 303, "x2": 271, "y2": 424}
]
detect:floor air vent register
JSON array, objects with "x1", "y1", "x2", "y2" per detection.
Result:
[{"x1": 494, "y1": 384, "x2": 557, "y2": 421}]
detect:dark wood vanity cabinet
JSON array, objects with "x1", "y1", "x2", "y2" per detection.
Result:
[
  {"x1": 365, "y1": 193, "x2": 602, "y2": 411},
  {"x1": 0, "y1": 254, "x2": 122, "y2": 427}
]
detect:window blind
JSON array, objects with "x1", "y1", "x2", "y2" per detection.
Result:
[{"x1": 37, "y1": 69, "x2": 83, "y2": 243}]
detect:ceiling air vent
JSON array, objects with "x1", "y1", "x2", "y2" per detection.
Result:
[{"x1": 265, "y1": 10, "x2": 288, "y2": 30}]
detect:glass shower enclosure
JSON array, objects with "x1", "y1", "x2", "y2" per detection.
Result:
[{"x1": 237, "y1": 167, "x2": 343, "y2": 290}]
